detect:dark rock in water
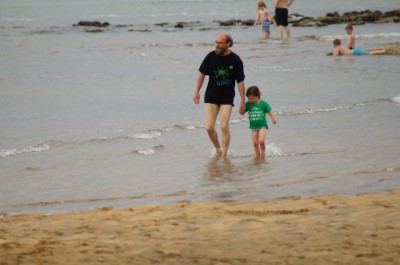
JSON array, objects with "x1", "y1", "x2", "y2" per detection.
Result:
[
  {"x1": 291, "y1": 9, "x2": 399, "y2": 27},
  {"x1": 85, "y1": 29, "x2": 104, "y2": 33},
  {"x1": 384, "y1": 9, "x2": 400, "y2": 17},
  {"x1": 70, "y1": 8, "x2": 399, "y2": 33},
  {"x1": 318, "y1": 16, "x2": 341, "y2": 24},
  {"x1": 174, "y1": 22, "x2": 186, "y2": 28},
  {"x1": 74, "y1": 21, "x2": 110, "y2": 27},
  {"x1": 219, "y1": 19, "x2": 241, "y2": 26},
  {"x1": 326, "y1": 12, "x2": 340, "y2": 18},
  {"x1": 154, "y1": 22, "x2": 169, "y2": 27},
  {"x1": 241, "y1": 19, "x2": 255, "y2": 26}
]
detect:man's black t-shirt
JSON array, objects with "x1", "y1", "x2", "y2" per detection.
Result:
[{"x1": 199, "y1": 51, "x2": 245, "y2": 106}]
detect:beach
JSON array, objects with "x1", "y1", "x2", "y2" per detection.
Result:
[
  {"x1": 1, "y1": 27, "x2": 400, "y2": 215},
  {"x1": 1, "y1": 0, "x2": 400, "y2": 214},
  {"x1": 1, "y1": 191, "x2": 399, "y2": 265},
  {"x1": 1, "y1": 2, "x2": 400, "y2": 263}
]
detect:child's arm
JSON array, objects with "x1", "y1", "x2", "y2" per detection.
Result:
[
  {"x1": 267, "y1": 10, "x2": 275, "y2": 24},
  {"x1": 268, "y1": 111, "x2": 277, "y2": 124},
  {"x1": 333, "y1": 46, "x2": 340, "y2": 56},
  {"x1": 254, "y1": 11, "x2": 260, "y2": 26}
]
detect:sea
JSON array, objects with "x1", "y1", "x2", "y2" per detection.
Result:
[{"x1": 1, "y1": 0, "x2": 399, "y2": 214}]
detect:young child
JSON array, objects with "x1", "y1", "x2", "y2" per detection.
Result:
[
  {"x1": 345, "y1": 23, "x2": 355, "y2": 49},
  {"x1": 332, "y1": 38, "x2": 387, "y2": 56},
  {"x1": 240, "y1": 86, "x2": 277, "y2": 159},
  {"x1": 254, "y1": 1, "x2": 276, "y2": 39}
]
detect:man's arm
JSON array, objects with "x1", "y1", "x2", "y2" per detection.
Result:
[
  {"x1": 193, "y1": 73, "x2": 205, "y2": 104},
  {"x1": 237, "y1": 80, "x2": 245, "y2": 113}
]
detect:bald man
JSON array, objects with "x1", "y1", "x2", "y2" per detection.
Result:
[{"x1": 193, "y1": 34, "x2": 246, "y2": 158}]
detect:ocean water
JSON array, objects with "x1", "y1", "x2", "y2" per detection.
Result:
[{"x1": 1, "y1": 0, "x2": 399, "y2": 214}]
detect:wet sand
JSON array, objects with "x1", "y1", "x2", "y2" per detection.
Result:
[
  {"x1": 1, "y1": 191, "x2": 399, "y2": 265},
  {"x1": 386, "y1": 42, "x2": 400, "y2": 55}
]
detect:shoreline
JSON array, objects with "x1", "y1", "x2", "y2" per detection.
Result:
[{"x1": 1, "y1": 190, "x2": 399, "y2": 264}]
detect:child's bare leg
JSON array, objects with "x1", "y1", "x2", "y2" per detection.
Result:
[
  {"x1": 370, "y1": 49, "x2": 387, "y2": 55},
  {"x1": 252, "y1": 130, "x2": 261, "y2": 158},
  {"x1": 258, "y1": 128, "x2": 267, "y2": 158}
]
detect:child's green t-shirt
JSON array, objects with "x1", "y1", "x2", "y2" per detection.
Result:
[{"x1": 245, "y1": 100, "x2": 272, "y2": 129}]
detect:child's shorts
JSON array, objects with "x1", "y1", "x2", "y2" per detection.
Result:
[
  {"x1": 251, "y1": 126, "x2": 268, "y2": 132},
  {"x1": 353, "y1": 48, "x2": 369, "y2": 56},
  {"x1": 262, "y1": 21, "x2": 271, "y2": 33}
]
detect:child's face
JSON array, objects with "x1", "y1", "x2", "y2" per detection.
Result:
[
  {"x1": 247, "y1": 95, "x2": 260, "y2": 104},
  {"x1": 346, "y1": 28, "x2": 352, "y2": 34}
]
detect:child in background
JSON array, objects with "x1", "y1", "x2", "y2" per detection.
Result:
[
  {"x1": 254, "y1": 1, "x2": 276, "y2": 39},
  {"x1": 345, "y1": 23, "x2": 355, "y2": 49},
  {"x1": 240, "y1": 86, "x2": 277, "y2": 159},
  {"x1": 332, "y1": 38, "x2": 387, "y2": 56}
]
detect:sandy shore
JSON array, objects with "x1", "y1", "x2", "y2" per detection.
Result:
[
  {"x1": 1, "y1": 191, "x2": 399, "y2": 265},
  {"x1": 386, "y1": 42, "x2": 400, "y2": 55}
]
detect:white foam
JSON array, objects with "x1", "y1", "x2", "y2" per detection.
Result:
[
  {"x1": 127, "y1": 132, "x2": 161, "y2": 139},
  {"x1": 391, "y1": 95, "x2": 400, "y2": 103},
  {"x1": 265, "y1": 143, "x2": 283, "y2": 157},
  {"x1": 133, "y1": 148, "x2": 154, "y2": 155},
  {"x1": 0, "y1": 143, "x2": 50, "y2": 158}
]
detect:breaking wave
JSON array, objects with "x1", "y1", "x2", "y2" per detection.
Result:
[
  {"x1": 0, "y1": 143, "x2": 50, "y2": 158},
  {"x1": 1, "y1": 96, "x2": 396, "y2": 159}
]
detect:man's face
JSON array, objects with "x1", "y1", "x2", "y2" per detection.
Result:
[{"x1": 215, "y1": 35, "x2": 229, "y2": 55}]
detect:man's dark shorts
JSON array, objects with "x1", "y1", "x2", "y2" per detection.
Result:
[{"x1": 275, "y1": 8, "x2": 289, "y2": 27}]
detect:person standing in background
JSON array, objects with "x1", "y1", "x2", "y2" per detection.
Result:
[
  {"x1": 254, "y1": 1, "x2": 276, "y2": 39},
  {"x1": 274, "y1": 0, "x2": 295, "y2": 40},
  {"x1": 345, "y1": 24, "x2": 356, "y2": 49}
]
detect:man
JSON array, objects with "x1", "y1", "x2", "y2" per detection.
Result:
[
  {"x1": 333, "y1": 38, "x2": 387, "y2": 56},
  {"x1": 193, "y1": 33, "x2": 245, "y2": 158},
  {"x1": 274, "y1": 0, "x2": 295, "y2": 40}
]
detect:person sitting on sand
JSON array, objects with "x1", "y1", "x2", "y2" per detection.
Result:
[{"x1": 333, "y1": 39, "x2": 387, "y2": 56}]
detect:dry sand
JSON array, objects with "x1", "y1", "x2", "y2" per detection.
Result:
[{"x1": 1, "y1": 191, "x2": 399, "y2": 265}]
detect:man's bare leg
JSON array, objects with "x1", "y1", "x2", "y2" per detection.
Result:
[
  {"x1": 285, "y1": 26, "x2": 291, "y2": 38},
  {"x1": 219, "y1": 105, "x2": 233, "y2": 158},
  {"x1": 278, "y1": 25, "x2": 284, "y2": 40},
  {"x1": 205, "y1": 103, "x2": 222, "y2": 158}
]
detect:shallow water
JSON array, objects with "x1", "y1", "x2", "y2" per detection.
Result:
[{"x1": 1, "y1": 0, "x2": 400, "y2": 214}]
